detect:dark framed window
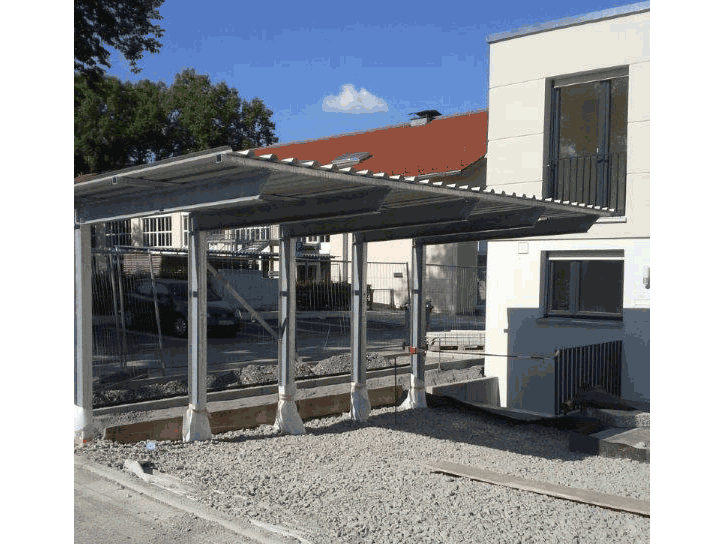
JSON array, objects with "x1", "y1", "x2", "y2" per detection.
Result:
[
  {"x1": 547, "y1": 68, "x2": 628, "y2": 214},
  {"x1": 546, "y1": 255, "x2": 624, "y2": 320}
]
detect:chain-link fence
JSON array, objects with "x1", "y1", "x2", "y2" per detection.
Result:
[{"x1": 90, "y1": 246, "x2": 484, "y2": 407}]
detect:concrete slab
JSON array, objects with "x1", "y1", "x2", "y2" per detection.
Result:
[
  {"x1": 592, "y1": 427, "x2": 650, "y2": 448},
  {"x1": 569, "y1": 427, "x2": 649, "y2": 463},
  {"x1": 427, "y1": 461, "x2": 649, "y2": 517},
  {"x1": 425, "y1": 377, "x2": 497, "y2": 404},
  {"x1": 586, "y1": 407, "x2": 650, "y2": 428}
]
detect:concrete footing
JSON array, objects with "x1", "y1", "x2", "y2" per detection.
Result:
[
  {"x1": 273, "y1": 385, "x2": 305, "y2": 435},
  {"x1": 182, "y1": 404, "x2": 212, "y2": 442},
  {"x1": 400, "y1": 374, "x2": 427, "y2": 409},
  {"x1": 349, "y1": 382, "x2": 371, "y2": 421},
  {"x1": 74, "y1": 404, "x2": 96, "y2": 442}
]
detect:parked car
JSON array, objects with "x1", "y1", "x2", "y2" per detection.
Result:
[{"x1": 124, "y1": 279, "x2": 242, "y2": 337}]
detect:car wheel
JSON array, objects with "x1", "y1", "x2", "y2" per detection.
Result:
[{"x1": 172, "y1": 316, "x2": 187, "y2": 337}]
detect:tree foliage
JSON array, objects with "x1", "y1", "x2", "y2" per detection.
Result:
[
  {"x1": 75, "y1": 0, "x2": 165, "y2": 79},
  {"x1": 75, "y1": 70, "x2": 279, "y2": 176}
]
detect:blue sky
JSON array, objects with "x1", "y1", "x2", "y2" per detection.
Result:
[
  {"x1": 103, "y1": 0, "x2": 643, "y2": 144},
  {"x1": 108, "y1": 0, "x2": 648, "y2": 142}
]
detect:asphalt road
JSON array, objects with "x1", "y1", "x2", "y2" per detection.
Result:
[{"x1": 75, "y1": 463, "x2": 258, "y2": 544}]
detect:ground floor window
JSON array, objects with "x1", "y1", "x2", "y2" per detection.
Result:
[
  {"x1": 105, "y1": 219, "x2": 132, "y2": 247},
  {"x1": 142, "y1": 215, "x2": 172, "y2": 247},
  {"x1": 183, "y1": 214, "x2": 189, "y2": 247},
  {"x1": 546, "y1": 252, "x2": 624, "y2": 319}
]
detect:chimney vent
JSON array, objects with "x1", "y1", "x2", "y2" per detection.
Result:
[{"x1": 409, "y1": 109, "x2": 442, "y2": 126}]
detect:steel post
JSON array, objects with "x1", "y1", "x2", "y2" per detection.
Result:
[
  {"x1": 74, "y1": 218, "x2": 95, "y2": 441},
  {"x1": 402, "y1": 238, "x2": 427, "y2": 409},
  {"x1": 182, "y1": 214, "x2": 211, "y2": 442},
  {"x1": 350, "y1": 232, "x2": 370, "y2": 421},
  {"x1": 274, "y1": 227, "x2": 305, "y2": 434}
]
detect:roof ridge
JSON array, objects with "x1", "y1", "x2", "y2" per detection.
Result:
[{"x1": 259, "y1": 109, "x2": 488, "y2": 150}]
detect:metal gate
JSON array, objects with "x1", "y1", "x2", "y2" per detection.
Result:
[{"x1": 554, "y1": 339, "x2": 623, "y2": 414}]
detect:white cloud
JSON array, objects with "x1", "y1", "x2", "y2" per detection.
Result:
[{"x1": 322, "y1": 84, "x2": 388, "y2": 113}]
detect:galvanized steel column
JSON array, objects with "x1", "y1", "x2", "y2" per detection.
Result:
[
  {"x1": 350, "y1": 232, "x2": 371, "y2": 421},
  {"x1": 274, "y1": 227, "x2": 305, "y2": 434},
  {"x1": 182, "y1": 214, "x2": 212, "y2": 442},
  {"x1": 402, "y1": 238, "x2": 427, "y2": 409},
  {"x1": 74, "y1": 218, "x2": 94, "y2": 441}
]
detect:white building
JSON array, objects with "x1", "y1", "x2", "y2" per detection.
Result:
[{"x1": 483, "y1": 2, "x2": 650, "y2": 411}]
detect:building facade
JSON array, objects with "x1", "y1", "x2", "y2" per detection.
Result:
[{"x1": 483, "y1": 3, "x2": 650, "y2": 411}]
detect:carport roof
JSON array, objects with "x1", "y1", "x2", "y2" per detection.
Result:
[{"x1": 74, "y1": 146, "x2": 615, "y2": 245}]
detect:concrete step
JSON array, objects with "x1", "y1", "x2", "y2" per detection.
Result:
[
  {"x1": 586, "y1": 407, "x2": 649, "y2": 428},
  {"x1": 569, "y1": 426, "x2": 649, "y2": 462}
]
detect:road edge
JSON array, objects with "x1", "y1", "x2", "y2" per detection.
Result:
[{"x1": 74, "y1": 454, "x2": 304, "y2": 544}]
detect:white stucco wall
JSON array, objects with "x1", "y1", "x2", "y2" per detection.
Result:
[
  {"x1": 485, "y1": 238, "x2": 649, "y2": 410},
  {"x1": 484, "y1": 9, "x2": 650, "y2": 409}
]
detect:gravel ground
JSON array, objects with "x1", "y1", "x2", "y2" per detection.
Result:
[
  {"x1": 94, "y1": 353, "x2": 392, "y2": 408},
  {"x1": 76, "y1": 403, "x2": 649, "y2": 543}
]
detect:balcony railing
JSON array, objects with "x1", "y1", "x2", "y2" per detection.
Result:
[{"x1": 547, "y1": 152, "x2": 626, "y2": 214}]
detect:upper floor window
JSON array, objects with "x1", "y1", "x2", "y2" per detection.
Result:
[
  {"x1": 142, "y1": 215, "x2": 172, "y2": 247},
  {"x1": 233, "y1": 226, "x2": 271, "y2": 242},
  {"x1": 547, "y1": 68, "x2": 628, "y2": 214}
]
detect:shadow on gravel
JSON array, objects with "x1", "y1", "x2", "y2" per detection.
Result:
[{"x1": 213, "y1": 394, "x2": 590, "y2": 462}]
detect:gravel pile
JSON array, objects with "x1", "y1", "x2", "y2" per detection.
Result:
[
  {"x1": 76, "y1": 404, "x2": 649, "y2": 543},
  {"x1": 94, "y1": 353, "x2": 395, "y2": 408}
]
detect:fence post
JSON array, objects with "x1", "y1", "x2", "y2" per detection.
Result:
[
  {"x1": 114, "y1": 247, "x2": 128, "y2": 371},
  {"x1": 148, "y1": 250, "x2": 167, "y2": 377}
]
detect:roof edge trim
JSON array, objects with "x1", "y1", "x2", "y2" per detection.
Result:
[{"x1": 486, "y1": 2, "x2": 649, "y2": 44}]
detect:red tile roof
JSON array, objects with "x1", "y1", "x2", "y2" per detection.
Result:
[{"x1": 258, "y1": 110, "x2": 488, "y2": 177}]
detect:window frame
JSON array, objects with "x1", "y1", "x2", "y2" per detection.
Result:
[
  {"x1": 105, "y1": 219, "x2": 132, "y2": 247},
  {"x1": 545, "y1": 66, "x2": 629, "y2": 214},
  {"x1": 142, "y1": 215, "x2": 173, "y2": 247},
  {"x1": 544, "y1": 252, "x2": 624, "y2": 321}
]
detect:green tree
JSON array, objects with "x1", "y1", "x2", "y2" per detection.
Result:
[
  {"x1": 74, "y1": 70, "x2": 279, "y2": 176},
  {"x1": 75, "y1": 0, "x2": 165, "y2": 79},
  {"x1": 164, "y1": 69, "x2": 279, "y2": 155}
]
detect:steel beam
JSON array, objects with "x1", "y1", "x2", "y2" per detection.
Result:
[
  {"x1": 401, "y1": 239, "x2": 427, "y2": 409},
  {"x1": 74, "y1": 219, "x2": 94, "y2": 441},
  {"x1": 359, "y1": 206, "x2": 545, "y2": 243},
  {"x1": 350, "y1": 232, "x2": 371, "y2": 421},
  {"x1": 182, "y1": 214, "x2": 212, "y2": 442},
  {"x1": 416, "y1": 214, "x2": 599, "y2": 245},
  {"x1": 274, "y1": 227, "x2": 305, "y2": 434},
  {"x1": 193, "y1": 186, "x2": 390, "y2": 231},
  {"x1": 282, "y1": 198, "x2": 478, "y2": 238},
  {"x1": 75, "y1": 173, "x2": 268, "y2": 224}
]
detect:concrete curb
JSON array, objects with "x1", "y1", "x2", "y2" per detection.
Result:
[
  {"x1": 75, "y1": 455, "x2": 307, "y2": 544},
  {"x1": 568, "y1": 430, "x2": 650, "y2": 463},
  {"x1": 94, "y1": 357, "x2": 486, "y2": 416}
]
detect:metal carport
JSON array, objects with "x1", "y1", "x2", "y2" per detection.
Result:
[{"x1": 74, "y1": 146, "x2": 615, "y2": 441}]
